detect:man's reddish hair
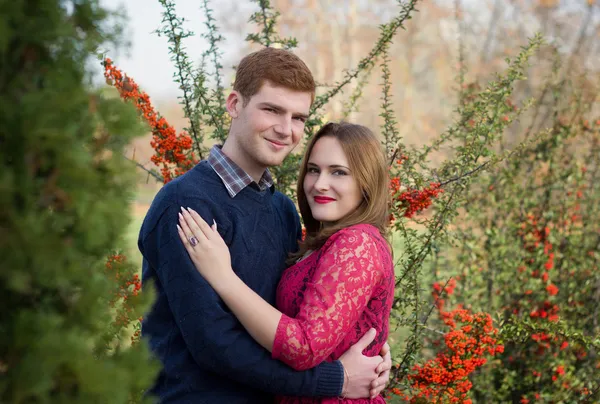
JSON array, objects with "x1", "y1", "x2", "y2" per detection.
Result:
[{"x1": 234, "y1": 47, "x2": 316, "y2": 105}]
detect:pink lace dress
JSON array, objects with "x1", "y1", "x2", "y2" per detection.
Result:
[{"x1": 273, "y1": 224, "x2": 395, "y2": 403}]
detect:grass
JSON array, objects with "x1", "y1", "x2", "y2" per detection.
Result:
[
  {"x1": 124, "y1": 212, "x2": 145, "y2": 269},
  {"x1": 122, "y1": 186, "x2": 160, "y2": 270}
]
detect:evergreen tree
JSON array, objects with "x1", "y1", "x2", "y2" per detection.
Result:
[{"x1": 0, "y1": 1, "x2": 158, "y2": 402}]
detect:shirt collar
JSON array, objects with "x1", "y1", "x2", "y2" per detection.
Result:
[{"x1": 208, "y1": 145, "x2": 274, "y2": 198}]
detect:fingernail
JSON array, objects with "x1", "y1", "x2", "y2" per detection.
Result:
[
  {"x1": 178, "y1": 213, "x2": 183, "y2": 220},
  {"x1": 180, "y1": 206, "x2": 185, "y2": 212}
]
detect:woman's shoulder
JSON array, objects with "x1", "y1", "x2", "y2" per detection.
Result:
[
  {"x1": 324, "y1": 224, "x2": 387, "y2": 250},
  {"x1": 318, "y1": 224, "x2": 392, "y2": 276},
  {"x1": 332, "y1": 223, "x2": 383, "y2": 238}
]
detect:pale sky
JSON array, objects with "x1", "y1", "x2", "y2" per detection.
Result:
[
  {"x1": 99, "y1": 0, "x2": 254, "y2": 101},
  {"x1": 98, "y1": 0, "x2": 598, "y2": 103}
]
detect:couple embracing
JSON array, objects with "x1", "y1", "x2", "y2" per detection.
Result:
[{"x1": 140, "y1": 47, "x2": 396, "y2": 403}]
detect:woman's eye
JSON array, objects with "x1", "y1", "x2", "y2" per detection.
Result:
[
  {"x1": 307, "y1": 167, "x2": 319, "y2": 174},
  {"x1": 333, "y1": 170, "x2": 348, "y2": 176}
]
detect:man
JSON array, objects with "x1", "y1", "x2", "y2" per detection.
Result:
[{"x1": 140, "y1": 47, "x2": 391, "y2": 403}]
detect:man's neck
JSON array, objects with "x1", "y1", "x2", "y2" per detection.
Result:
[{"x1": 221, "y1": 141, "x2": 267, "y2": 183}]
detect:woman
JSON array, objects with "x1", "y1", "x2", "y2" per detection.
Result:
[{"x1": 177, "y1": 122, "x2": 395, "y2": 403}]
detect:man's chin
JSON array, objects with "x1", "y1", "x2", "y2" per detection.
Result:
[
  {"x1": 266, "y1": 158, "x2": 285, "y2": 167},
  {"x1": 261, "y1": 152, "x2": 289, "y2": 167}
]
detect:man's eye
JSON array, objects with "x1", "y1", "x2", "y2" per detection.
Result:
[{"x1": 294, "y1": 117, "x2": 307, "y2": 123}]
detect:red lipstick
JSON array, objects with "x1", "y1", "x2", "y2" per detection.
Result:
[{"x1": 314, "y1": 196, "x2": 336, "y2": 204}]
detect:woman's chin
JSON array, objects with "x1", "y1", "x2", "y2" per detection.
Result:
[{"x1": 311, "y1": 211, "x2": 342, "y2": 225}]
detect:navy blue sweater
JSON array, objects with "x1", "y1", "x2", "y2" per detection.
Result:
[{"x1": 139, "y1": 161, "x2": 344, "y2": 403}]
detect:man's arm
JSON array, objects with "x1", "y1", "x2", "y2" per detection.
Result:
[{"x1": 141, "y1": 203, "x2": 343, "y2": 397}]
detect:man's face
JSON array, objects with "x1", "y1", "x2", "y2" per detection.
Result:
[{"x1": 227, "y1": 81, "x2": 312, "y2": 173}]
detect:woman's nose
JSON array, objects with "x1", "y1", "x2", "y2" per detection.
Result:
[{"x1": 313, "y1": 174, "x2": 329, "y2": 191}]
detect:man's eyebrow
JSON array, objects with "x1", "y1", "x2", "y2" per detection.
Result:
[
  {"x1": 294, "y1": 112, "x2": 310, "y2": 119},
  {"x1": 259, "y1": 102, "x2": 309, "y2": 119},
  {"x1": 259, "y1": 102, "x2": 283, "y2": 112}
]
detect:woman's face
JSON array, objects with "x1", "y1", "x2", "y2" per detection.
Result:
[{"x1": 303, "y1": 136, "x2": 363, "y2": 226}]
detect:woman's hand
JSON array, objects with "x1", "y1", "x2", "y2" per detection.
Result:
[
  {"x1": 178, "y1": 208, "x2": 281, "y2": 352},
  {"x1": 177, "y1": 207, "x2": 233, "y2": 287}
]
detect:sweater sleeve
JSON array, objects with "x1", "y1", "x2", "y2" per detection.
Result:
[
  {"x1": 272, "y1": 226, "x2": 384, "y2": 371},
  {"x1": 140, "y1": 201, "x2": 344, "y2": 397}
]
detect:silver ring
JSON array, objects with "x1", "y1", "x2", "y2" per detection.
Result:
[{"x1": 189, "y1": 236, "x2": 199, "y2": 247}]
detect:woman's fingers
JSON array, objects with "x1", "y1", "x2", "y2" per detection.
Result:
[
  {"x1": 178, "y1": 207, "x2": 220, "y2": 251},
  {"x1": 178, "y1": 209, "x2": 203, "y2": 247},
  {"x1": 187, "y1": 208, "x2": 219, "y2": 238},
  {"x1": 183, "y1": 207, "x2": 214, "y2": 240},
  {"x1": 176, "y1": 224, "x2": 194, "y2": 250}
]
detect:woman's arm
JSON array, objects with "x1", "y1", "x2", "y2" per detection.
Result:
[
  {"x1": 208, "y1": 270, "x2": 283, "y2": 351},
  {"x1": 178, "y1": 209, "x2": 385, "y2": 366},
  {"x1": 271, "y1": 226, "x2": 384, "y2": 370},
  {"x1": 177, "y1": 206, "x2": 283, "y2": 351}
]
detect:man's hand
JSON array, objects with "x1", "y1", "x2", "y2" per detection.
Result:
[
  {"x1": 371, "y1": 341, "x2": 392, "y2": 398},
  {"x1": 338, "y1": 329, "x2": 390, "y2": 399}
]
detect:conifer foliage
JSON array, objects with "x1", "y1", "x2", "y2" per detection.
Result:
[{"x1": 0, "y1": 1, "x2": 158, "y2": 402}]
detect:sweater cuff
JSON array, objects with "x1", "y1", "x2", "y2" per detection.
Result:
[{"x1": 315, "y1": 360, "x2": 344, "y2": 397}]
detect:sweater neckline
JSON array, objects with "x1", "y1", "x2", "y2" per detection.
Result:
[{"x1": 196, "y1": 161, "x2": 274, "y2": 204}]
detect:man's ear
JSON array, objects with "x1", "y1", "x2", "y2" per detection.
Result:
[{"x1": 226, "y1": 91, "x2": 242, "y2": 118}]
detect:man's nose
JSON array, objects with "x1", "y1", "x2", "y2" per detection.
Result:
[{"x1": 273, "y1": 116, "x2": 293, "y2": 138}]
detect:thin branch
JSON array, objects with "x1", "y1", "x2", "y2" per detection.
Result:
[
  {"x1": 310, "y1": 0, "x2": 419, "y2": 113},
  {"x1": 439, "y1": 160, "x2": 490, "y2": 187},
  {"x1": 157, "y1": 0, "x2": 204, "y2": 159},
  {"x1": 395, "y1": 187, "x2": 458, "y2": 288},
  {"x1": 421, "y1": 277, "x2": 453, "y2": 325},
  {"x1": 260, "y1": 0, "x2": 272, "y2": 47},
  {"x1": 124, "y1": 155, "x2": 164, "y2": 183},
  {"x1": 389, "y1": 147, "x2": 399, "y2": 167}
]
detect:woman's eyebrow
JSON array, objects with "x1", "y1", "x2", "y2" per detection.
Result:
[{"x1": 307, "y1": 162, "x2": 350, "y2": 170}]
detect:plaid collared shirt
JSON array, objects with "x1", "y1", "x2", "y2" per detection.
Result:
[{"x1": 208, "y1": 145, "x2": 274, "y2": 198}]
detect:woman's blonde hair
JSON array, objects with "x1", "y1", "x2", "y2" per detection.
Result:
[{"x1": 290, "y1": 122, "x2": 390, "y2": 262}]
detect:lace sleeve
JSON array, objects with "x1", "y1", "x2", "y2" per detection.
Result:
[{"x1": 272, "y1": 226, "x2": 384, "y2": 371}]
